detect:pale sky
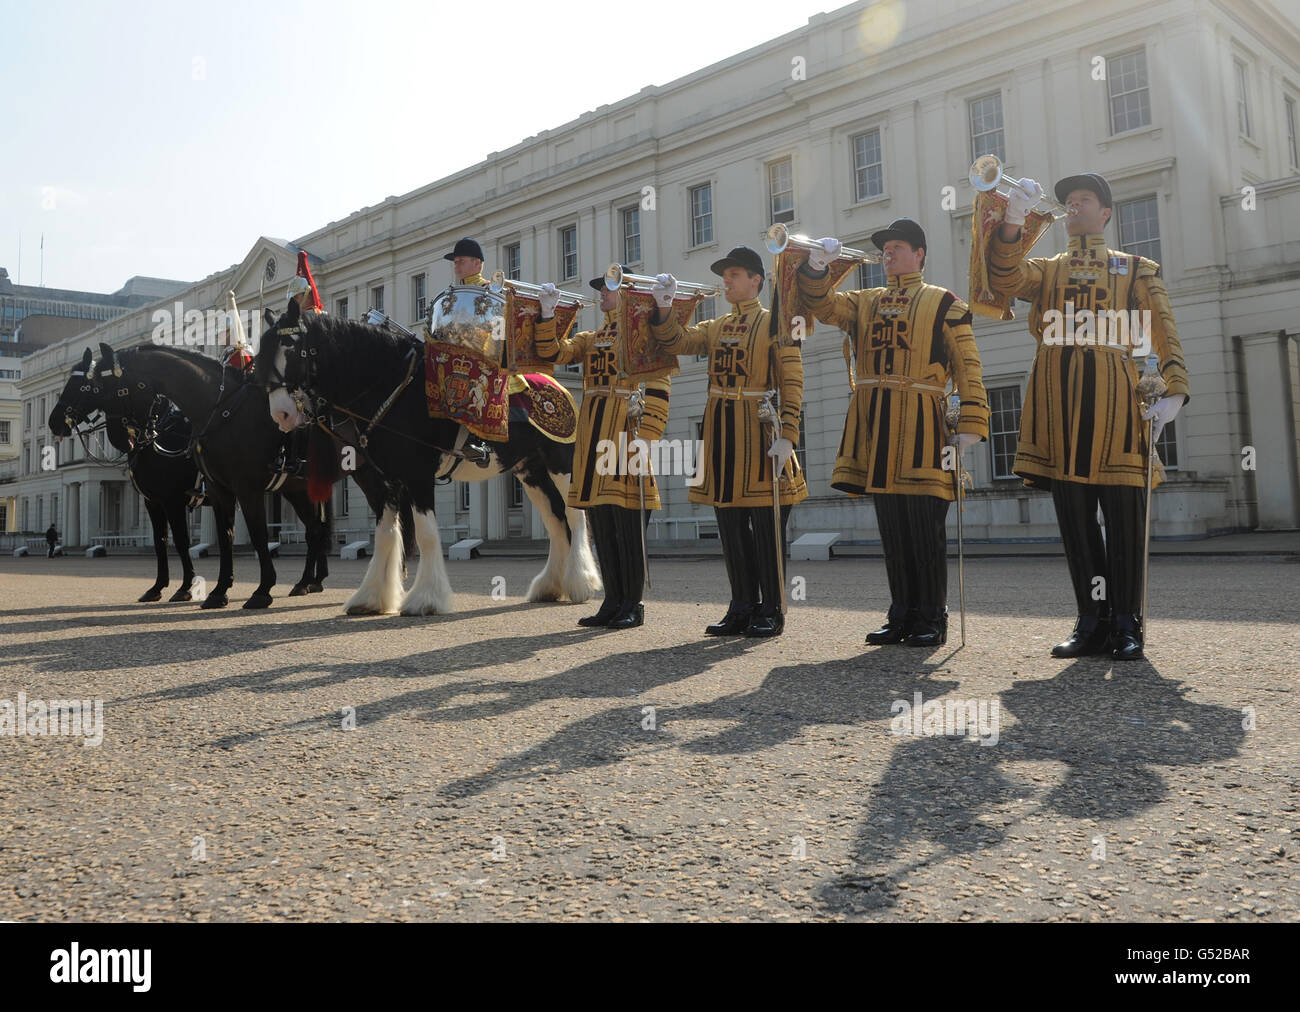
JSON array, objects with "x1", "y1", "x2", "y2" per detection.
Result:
[{"x1": 1, "y1": 0, "x2": 849, "y2": 295}]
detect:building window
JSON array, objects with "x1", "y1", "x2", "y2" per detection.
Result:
[
  {"x1": 0, "y1": 420, "x2": 9, "y2": 443},
  {"x1": 689, "y1": 183, "x2": 713, "y2": 247},
  {"x1": 852, "y1": 129, "x2": 883, "y2": 202},
  {"x1": 621, "y1": 207, "x2": 641, "y2": 265},
  {"x1": 560, "y1": 225, "x2": 578, "y2": 281},
  {"x1": 1118, "y1": 195, "x2": 1161, "y2": 263},
  {"x1": 370, "y1": 285, "x2": 384, "y2": 313},
  {"x1": 988, "y1": 385, "x2": 1023, "y2": 479},
  {"x1": 0, "y1": 504, "x2": 7, "y2": 530},
  {"x1": 504, "y1": 243, "x2": 522, "y2": 280},
  {"x1": 1107, "y1": 48, "x2": 1151, "y2": 135},
  {"x1": 692, "y1": 297, "x2": 715, "y2": 361},
  {"x1": 24, "y1": 400, "x2": 31, "y2": 427},
  {"x1": 1234, "y1": 59, "x2": 1252, "y2": 137},
  {"x1": 969, "y1": 92, "x2": 1005, "y2": 163},
  {"x1": 768, "y1": 158, "x2": 794, "y2": 224},
  {"x1": 459, "y1": 481, "x2": 471, "y2": 511},
  {"x1": 857, "y1": 260, "x2": 886, "y2": 289},
  {"x1": 338, "y1": 478, "x2": 349, "y2": 518},
  {"x1": 336, "y1": 296, "x2": 348, "y2": 319},
  {"x1": 21, "y1": 497, "x2": 28, "y2": 531},
  {"x1": 1156, "y1": 419, "x2": 1179, "y2": 469},
  {"x1": 510, "y1": 475, "x2": 523, "y2": 508},
  {"x1": 1287, "y1": 96, "x2": 1299, "y2": 169},
  {"x1": 51, "y1": 493, "x2": 58, "y2": 530},
  {"x1": 412, "y1": 273, "x2": 427, "y2": 322}
]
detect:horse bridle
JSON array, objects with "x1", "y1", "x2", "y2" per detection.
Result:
[{"x1": 267, "y1": 322, "x2": 320, "y2": 422}]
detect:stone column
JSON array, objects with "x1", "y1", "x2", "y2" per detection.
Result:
[
  {"x1": 1242, "y1": 330, "x2": 1300, "y2": 528},
  {"x1": 66, "y1": 481, "x2": 80, "y2": 547}
]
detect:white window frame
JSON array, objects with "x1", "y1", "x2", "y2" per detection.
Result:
[
  {"x1": 851, "y1": 128, "x2": 884, "y2": 203},
  {"x1": 1286, "y1": 95, "x2": 1299, "y2": 169},
  {"x1": 370, "y1": 284, "x2": 384, "y2": 313},
  {"x1": 1106, "y1": 47, "x2": 1152, "y2": 135},
  {"x1": 1117, "y1": 194, "x2": 1161, "y2": 264},
  {"x1": 504, "y1": 243, "x2": 522, "y2": 281},
  {"x1": 987, "y1": 383, "x2": 1024, "y2": 480},
  {"x1": 621, "y1": 206, "x2": 641, "y2": 266},
  {"x1": 968, "y1": 91, "x2": 1006, "y2": 163},
  {"x1": 559, "y1": 225, "x2": 579, "y2": 281},
  {"x1": 688, "y1": 183, "x2": 713, "y2": 248},
  {"x1": 1234, "y1": 58, "x2": 1252, "y2": 138},
  {"x1": 767, "y1": 157, "x2": 794, "y2": 225},
  {"x1": 412, "y1": 273, "x2": 427, "y2": 322}
]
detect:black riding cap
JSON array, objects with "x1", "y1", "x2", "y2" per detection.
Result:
[
  {"x1": 443, "y1": 238, "x2": 485, "y2": 261},
  {"x1": 871, "y1": 218, "x2": 927, "y2": 252},
  {"x1": 709, "y1": 245, "x2": 765, "y2": 278},
  {"x1": 1054, "y1": 173, "x2": 1112, "y2": 208},
  {"x1": 590, "y1": 266, "x2": 622, "y2": 292}
]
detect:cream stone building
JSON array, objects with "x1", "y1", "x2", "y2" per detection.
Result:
[{"x1": 11, "y1": 0, "x2": 1300, "y2": 552}]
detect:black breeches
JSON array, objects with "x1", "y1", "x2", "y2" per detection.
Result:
[
  {"x1": 874, "y1": 493, "x2": 950, "y2": 616},
  {"x1": 715, "y1": 503, "x2": 792, "y2": 615},
  {"x1": 1050, "y1": 479, "x2": 1145, "y2": 617},
  {"x1": 590, "y1": 504, "x2": 649, "y2": 605}
]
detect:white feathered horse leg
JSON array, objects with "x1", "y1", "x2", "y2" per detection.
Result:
[
  {"x1": 553, "y1": 470, "x2": 599, "y2": 604},
  {"x1": 400, "y1": 509, "x2": 455, "y2": 615},
  {"x1": 345, "y1": 505, "x2": 404, "y2": 615}
]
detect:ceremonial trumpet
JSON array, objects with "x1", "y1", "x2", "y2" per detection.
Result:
[
  {"x1": 490, "y1": 271, "x2": 596, "y2": 307},
  {"x1": 968, "y1": 154, "x2": 1073, "y2": 219},
  {"x1": 604, "y1": 263, "x2": 719, "y2": 297},
  {"x1": 762, "y1": 223, "x2": 882, "y2": 264}
]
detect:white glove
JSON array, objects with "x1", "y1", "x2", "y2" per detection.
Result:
[
  {"x1": 538, "y1": 282, "x2": 560, "y2": 317},
  {"x1": 652, "y1": 273, "x2": 677, "y2": 309},
  {"x1": 1142, "y1": 394, "x2": 1184, "y2": 444},
  {"x1": 955, "y1": 432, "x2": 981, "y2": 451},
  {"x1": 1003, "y1": 177, "x2": 1042, "y2": 226},
  {"x1": 806, "y1": 237, "x2": 841, "y2": 273},
  {"x1": 768, "y1": 437, "x2": 794, "y2": 470}
]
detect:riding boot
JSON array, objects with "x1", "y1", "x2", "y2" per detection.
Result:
[
  {"x1": 706, "y1": 507, "x2": 755, "y2": 635},
  {"x1": 1050, "y1": 479, "x2": 1112, "y2": 657},
  {"x1": 609, "y1": 507, "x2": 645, "y2": 629},
  {"x1": 1110, "y1": 613, "x2": 1144, "y2": 661},
  {"x1": 904, "y1": 495, "x2": 950, "y2": 647},
  {"x1": 869, "y1": 494, "x2": 914, "y2": 644},
  {"x1": 579, "y1": 507, "x2": 622, "y2": 627},
  {"x1": 745, "y1": 506, "x2": 784, "y2": 637},
  {"x1": 904, "y1": 605, "x2": 948, "y2": 647}
]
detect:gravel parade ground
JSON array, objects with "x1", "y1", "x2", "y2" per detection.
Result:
[{"x1": 1, "y1": 552, "x2": 1295, "y2": 922}]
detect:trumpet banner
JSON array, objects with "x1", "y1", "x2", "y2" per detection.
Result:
[
  {"x1": 504, "y1": 287, "x2": 579, "y2": 371},
  {"x1": 771, "y1": 249, "x2": 857, "y2": 345},
  {"x1": 969, "y1": 190, "x2": 1054, "y2": 320},
  {"x1": 618, "y1": 289, "x2": 690, "y2": 381}
]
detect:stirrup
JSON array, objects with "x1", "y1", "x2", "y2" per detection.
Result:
[{"x1": 463, "y1": 442, "x2": 491, "y2": 465}]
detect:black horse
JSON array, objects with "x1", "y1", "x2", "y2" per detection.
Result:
[
  {"x1": 253, "y1": 297, "x2": 599, "y2": 615},
  {"x1": 49, "y1": 348, "x2": 201, "y2": 603},
  {"x1": 85, "y1": 341, "x2": 354, "y2": 609}
]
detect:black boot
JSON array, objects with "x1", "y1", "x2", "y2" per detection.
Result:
[
  {"x1": 579, "y1": 507, "x2": 622, "y2": 627},
  {"x1": 609, "y1": 508, "x2": 645, "y2": 630},
  {"x1": 745, "y1": 507, "x2": 784, "y2": 638},
  {"x1": 1051, "y1": 614, "x2": 1112, "y2": 657},
  {"x1": 904, "y1": 606, "x2": 947, "y2": 647},
  {"x1": 706, "y1": 508, "x2": 754, "y2": 635},
  {"x1": 866, "y1": 604, "x2": 912, "y2": 645},
  {"x1": 1109, "y1": 614, "x2": 1144, "y2": 661}
]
